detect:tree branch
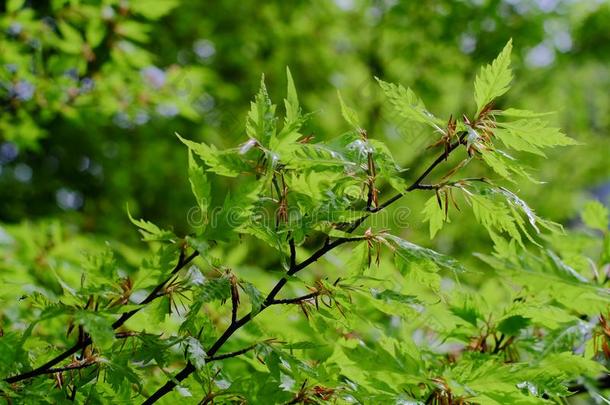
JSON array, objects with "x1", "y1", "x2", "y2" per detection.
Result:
[
  {"x1": 289, "y1": 237, "x2": 296, "y2": 269},
  {"x1": 230, "y1": 276, "x2": 239, "y2": 325},
  {"x1": 4, "y1": 249, "x2": 199, "y2": 384},
  {"x1": 206, "y1": 342, "x2": 261, "y2": 362},
  {"x1": 45, "y1": 361, "x2": 98, "y2": 375},
  {"x1": 142, "y1": 137, "x2": 468, "y2": 404},
  {"x1": 369, "y1": 133, "x2": 467, "y2": 213},
  {"x1": 269, "y1": 291, "x2": 320, "y2": 305}
]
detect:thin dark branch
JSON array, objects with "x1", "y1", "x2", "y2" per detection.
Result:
[
  {"x1": 30, "y1": 361, "x2": 99, "y2": 376},
  {"x1": 369, "y1": 133, "x2": 466, "y2": 213},
  {"x1": 418, "y1": 177, "x2": 489, "y2": 191},
  {"x1": 230, "y1": 278, "x2": 239, "y2": 325},
  {"x1": 206, "y1": 342, "x2": 261, "y2": 362},
  {"x1": 4, "y1": 249, "x2": 199, "y2": 384},
  {"x1": 410, "y1": 184, "x2": 436, "y2": 190},
  {"x1": 290, "y1": 237, "x2": 361, "y2": 276},
  {"x1": 269, "y1": 291, "x2": 320, "y2": 305},
  {"x1": 406, "y1": 133, "x2": 467, "y2": 191},
  {"x1": 289, "y1": 237, "x2": 296, "y2": 269}
]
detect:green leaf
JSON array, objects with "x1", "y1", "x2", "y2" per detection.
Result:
[
  {"x1": 371, "y1": 289, "x2": 419, "y2": 305},
  {"x1": 540, "y1": 352, "x2": 606, "y2": 377},
  {"x1": 246, "y1": 75, "x2": 277, "y2": 147},
  {"x1": 582, "y1": 200, "x2": 609, "y2": 232},
  {"x1": 177, "y1": 133, "x2": 253, "y2": 177},
  {"x1": 241, "y1": 282, "x2": 265, "y2": 315},
  {"x1": 106, "y1": 356, "x2": 142, "y2": 394},
  {"x1": 422, "y1": 195, "x2": 446, "y2": 239},
  {"x1": 127, "y1": 206, "x2": 175, "y2": 242},
  {"x1": 74, "y1": 310, "x2": 114, "y2": 347},
  {"x1": 450, "y1": 298, "x2": 482, "y2": 327},
  {"x1": 337, "y1": 91, "x2": 361, "y2": 130},
  {"x1": 480, "y1": 150, "x2": 518, "y2": 182},
  {"x1": 497, "y1": 315, "x2": 531, "y2": 336},
  {"x1": 467, "y1": 193, "x2": 524, "y2": 245},
  {"x1": 386, "y1": 234, "x2": 465, "y2": 273},
  {"x1": 495, "y1": 118, "x2": 577, "y2": 157},
  {"x1": 204, "y1": 182, "x2": 261, "y2": 241},
  {"x1": 188, "y1": 150, "x2": 211, "y2": 232},
  {"x1": 474, "y1": 39, "x2": 513, "y2": 114},
  {"x1": 185, "y1": 337, "x2": 207, "y2": 370},
  {"x1": 368, "y1": 139, "x2": 409, "y2": 192},
  {"x1": 271, "y1": 68, "x2": 309, "y2": 153},
  {"x1": 194, "y1": 276, "x2": 231, "y2": 304},
  {"x1": 284, "y1": 67, "x2": 300, "y2": 126},
  {"x1": 376, "y1": 78, "x2": 444, "y2": 130}
]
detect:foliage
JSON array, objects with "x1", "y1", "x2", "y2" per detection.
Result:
[{"x1": 1, "y1": 41, "x2": 609, "y2": 404}]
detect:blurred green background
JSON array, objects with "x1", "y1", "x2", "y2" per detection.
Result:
[{"x1": 1, "y1": 0, "x2": 609, "y2": 252}]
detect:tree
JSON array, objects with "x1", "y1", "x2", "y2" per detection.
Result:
[{"x1": 1, "y1": 42, "x2": 609, "y2": 404}]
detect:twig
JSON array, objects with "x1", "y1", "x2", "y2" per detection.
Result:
[
  {"x1": 289, "y1": 237, "x2": 296, "y2": 269},
  {"x1": 4, "y1": 249, "x2": 199, "y2": 384},
  {"x1": 369, "y1": 133, "x2": 467, "y2": 213},
  {"x1": 206, "y1": 342, "x2": 261, "y2": 362},
  {"x1": 230, "y1": 275, "x2": 239, "y2": 325},
  {"x1": 142, "y1": 136, "x2": 468, "y2": 404},
  {"x1": 269, "y1": 291, "x2": 320, "y2": 305}
]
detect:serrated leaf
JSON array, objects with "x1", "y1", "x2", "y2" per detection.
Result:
[
  {"x1": 495, "y1": 119, "x2": 577, "y2": 157},
  {"x1": 377, "y1": 78, "x2": 444, "y2": 131},
  {"x1": 127, "y1": 206, "x2": 175, "y2": 242},
  {"x1": 194, "y1": 276, "x2": 231, "y2": 303},
  {"x1": 241, "y1": 282, "x2": 265, "y2": 315},
  {"x1": 497, "y1": 315, "x2": 531, "y2": 335},
  {"x1": 246, "y1": 75, "x2": 276, "y2": 147},
  {"x1": 450, "y1": 299, "x2": 482, "y2": 327},
  {"x1": 540, "y1": 352, "x2": 606, "y2": 377},
  {"x1": 188, "y1": 150, "x2": 211, "y2": 233},
  {"x1": 474, "y1": 39, "x2": 513, "y2": 114},
  {"x1": 386, "y1": 234, "x2": 465, "y2": 273},
  {"x1": 204, "y1": 182, "x2": 261, "y2": 241},
  {"x1": 185, "y1": 337, "x2": 207, "y2": 370},
  {"x1": 422, "y1": 195, "x2": 447, "y2": 239},
  {"x1": 106, "y1": 357, "x2": 142, "y2": 394},
  {"x1": 284, "y1": 67, "x2": 300, "y2": 126},
  {"x1": 337, "y1": 91, "x2": 361, "y2": 129},
  {"x1": 371, "y1": 289, "x2": 419, "y2": 305},
  {"x1": 177, "y1": 133, "x2": 253, "y2": 177},
  {"x1": 467, "y1": 193, "x2": 525, "y2": 246}
]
